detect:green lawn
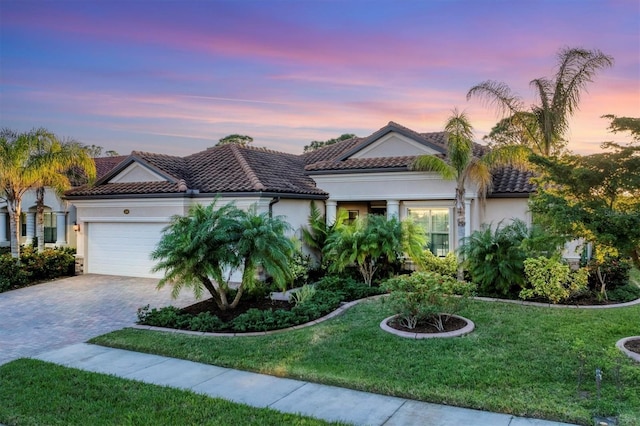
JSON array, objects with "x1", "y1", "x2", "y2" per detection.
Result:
[
  {"x1": 0, "y1": 359, "x2": 338, "y2": 426},
  {"x1": 91, "y1": 298, "x2": 640, "y2": 426}
]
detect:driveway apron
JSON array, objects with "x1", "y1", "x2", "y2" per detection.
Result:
[{"x1": 0, "y1": 274, "x2": 198, "y2": 365}]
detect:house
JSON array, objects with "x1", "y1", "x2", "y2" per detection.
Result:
[
  {"x1": 63, "y1": 121, "x2": 535, "y2": 278},
  {"x1": 0, "y1": 155, "x2": 126, "y2": 251}
]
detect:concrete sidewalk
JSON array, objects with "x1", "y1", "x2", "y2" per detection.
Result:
[{"x1": 33, "y1": 343, "x2": 576, "y2": 426}]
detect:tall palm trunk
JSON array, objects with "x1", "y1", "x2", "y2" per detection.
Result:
[
  {"x1": 7, "y1": 200, "x2": 21, "y2": 261},
  {"x1": 35, "y1": 186, "x2": 45, "y2": 252}
]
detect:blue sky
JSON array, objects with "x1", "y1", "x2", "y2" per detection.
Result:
[{"x1": 1, "y1": 0, "x2": 638, "y2": 156}]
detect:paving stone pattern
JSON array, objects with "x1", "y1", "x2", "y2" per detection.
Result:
[{"x1": 0, "y1": 275, "x2": 198, "y2": 365}]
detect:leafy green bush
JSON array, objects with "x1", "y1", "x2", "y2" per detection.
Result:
[
  {"x1": 188, "y1": 312, "x2": 226, "y2": 332},
  {"x1": 0, "y1": 255, "x2": 29, "y2": 292},
  {"x1": 289, "y1": 284, "x2": 317, "y2": 305},
  {"x1": 460, "y1": 219, "x2": 563, "y2": 298},
  {"x1": 419, "y1": 250, "x2": 458, "y2": 278},
  {"x1": 138, "y1": 288, "x2": 345, "y2": 333},
  {"x1": 520, "y1": 257, "x2": 589, "y2": 303},
  {"x1": 0, "y1": 247, "x2": 74, "y2": 293},
  {"x1": 607, "y1": 283, "x2": 640, "y2": 302},
  {"x1": 313, "y1": 275, "x2": 385, "y2": 300},
  {"x1": 382, "y1": 271, "x2": 475, "y2": 331},
  {"x1": 586, "y1": 255, "x2": 631, "y2": 292}
]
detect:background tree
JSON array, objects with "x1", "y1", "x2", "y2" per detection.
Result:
[
  {"x1": 215, "y1": 134, "x2": 253, "y2": 147},
  {"x1": 303, "y1": 133, "x2": 356, "y2": 153},
  {"x1": 411, "y1": 109, "x2": 529, "y2": 249},
  {"x1": 529, "y1": 116, "x2": 640, "y2": 267},
  {"x1": 0, "y1": 128, "x2": 94, "y2": 259},
  {"x1": 152, "y1": 200, "x2": 294, "y2": 310},
  {"x1": 84, "y1": 144, "x2": 119, "y2": 157},
  {"x1": 33, "y1": 137, "x2": 96, "y2": 252},
  {"x1": 468, "y1": 47, "x2": 614, "y2": 156}
]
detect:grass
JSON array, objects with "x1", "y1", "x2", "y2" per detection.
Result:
[
  {"x1": 0, "y1": 358, "x2": 338, "y2": 426},
  {"x1": 91, "y1": 298, "x2": 640, "y2": 426}
]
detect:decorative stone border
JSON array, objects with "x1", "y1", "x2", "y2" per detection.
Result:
[
  {"x1": 616, "y1": 336, "x2": 640, "y2": 363},
  {"x1": 130, "y1": 294, "x2": 386, "y2": 337},
  {"x1": 129, "y1": 293, "x2": 638, "y2": 339},
  {"x1": 473, "y1": 296, "x2": 640, "y2": 309},
  {"x1": 379, "y1": 314, "x2": 475, "y2": 339}
]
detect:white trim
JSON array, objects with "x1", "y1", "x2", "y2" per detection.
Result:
[
  {"x1": 312, "y1": 171, "x2": 441, "y2": 183},
  {"x1": 78, "y1": 217, "x2": 170, "y2": 223},
  {"x1": 109, "y1": 162, "x2": 167, "y2": 183},
  {"x1": 70, "y1": 199, "x2": 190, "y2": 208},
  {"x1": 351, "y1": 133, "x2": 439, "y2": 158}
]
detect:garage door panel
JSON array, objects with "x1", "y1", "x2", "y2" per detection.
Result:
[{"x1": 87, "y1": 223, "x2": 167, "y2": 278}]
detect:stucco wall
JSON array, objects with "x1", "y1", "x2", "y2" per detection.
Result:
[{"x1": 481, "y1": 197, "x2": 531, "y2": 228}]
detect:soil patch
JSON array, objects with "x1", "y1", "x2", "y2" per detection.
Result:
[
  {"x1": 180, "y1": 297, "x2": 293, "y2": 323},
  {"x1": 387, "y1": 315, "x2": 468, "y2": 334},
  {"x1": 624, "y1": 338, "x2": 640, "y2": 355}
]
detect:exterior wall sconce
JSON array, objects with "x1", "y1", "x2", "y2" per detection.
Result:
[{"x1": 72, "y1": 222, "x2": 80, "y2": 232}]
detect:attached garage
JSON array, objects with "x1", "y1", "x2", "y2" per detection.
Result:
[{"x1": 86, "y1": 222, "x2": 168, "y2": 278}]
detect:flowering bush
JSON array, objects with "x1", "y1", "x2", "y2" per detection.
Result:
[{"x1": 382, "y1": 271, "x2": 474, "y2": 331}]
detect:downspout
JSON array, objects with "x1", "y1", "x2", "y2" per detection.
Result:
[{"x1": 269, "y1": 196, "x2": 281, "y2": 218}]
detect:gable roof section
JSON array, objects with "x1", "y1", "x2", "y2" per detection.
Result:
[
  {"x1": 336, "y1": 121, "x2": 447, "y2": 161},
  {"x1": 66, "y1": 144, "x2": 326, "y2": 199}
]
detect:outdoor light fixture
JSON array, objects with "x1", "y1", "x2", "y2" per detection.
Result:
[{"x1": 72, "y1": 222, "x2": 80, "y2": 232}]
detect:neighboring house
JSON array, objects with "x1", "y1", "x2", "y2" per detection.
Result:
[
  {"x1": 64, "y1": 121, "x2": 535, "y2": 278},
  {"x1": 0, "y1": 155, "x2": 127, "y2": 251}
]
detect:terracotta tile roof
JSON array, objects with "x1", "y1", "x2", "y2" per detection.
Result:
[
  {"x1": 65, "y1": 122, "x2": 534, "y2": 199},
  {"x1": 67, "y1": 181, "x2": 184, "y2": 196},
  {"x1": 490, "y1": 166, "x2": 536, "y2": 196},
  {"x1": 306, "y1": 156, "x2": 418, "y2": 172},
  {"x1": 66, "y1": 144, "x2": 326, "y2": 198},
  {"x1": 301, "y1": 136, "x2": 363, "y2": 165},
  {"x1": 132, "y1": 152, "x2": 191, "y2": 183}
]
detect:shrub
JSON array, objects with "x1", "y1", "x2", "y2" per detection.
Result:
[
  {"x1": 188, "y1": 312, "x2": 226, "y2": 332},
  {"x1": 289, "y1": 284, "x2": 317, "y2": 305},
  {"x1": 0, "y1": 255, "x2": 29, "y2": 292},
  {"x1": 382, "y1": 271, "x2": 475, "y2": 331},
  {"x1": 314, "y1": 275, "x2": 385, "y2": 301},
  {"x1": 460, "y1": 219, "x2": 563, "y2": 298},
  {"x1": 586, "y1": 255, "x2": 631, "y2": 292},
  {"x1": 607, "y1": 284, "x2": 640, "y2": 302},
  {"x1": 136, "y1": 305, "x2": 184, "y2": 328},
  {"x1": 520, "y1": 257, "x2": 589, "y2": 304},
  {"x1": 419, "y1": 250, "x2": 458, "y2": 278}
]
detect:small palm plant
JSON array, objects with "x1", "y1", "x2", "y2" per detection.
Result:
[
  {"x1": 324, "y1": 214, "x2": 426, "y2": 286},
  {"x1": 151, "y1": 200, "x2": 294, "y2": 310}
]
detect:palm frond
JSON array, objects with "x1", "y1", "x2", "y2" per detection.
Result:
[
  {"x1": 411, "y1": 155, "x2": 456, "y2": 180},
  {"x1": 467, "y1": 80, "x2": 524, "y2": 118}
]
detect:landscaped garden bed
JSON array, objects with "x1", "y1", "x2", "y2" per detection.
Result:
[
  {"x1": 94, "y1": 298, "x2": 640, "y2": 426},
  {"x1": 0, "y1": 246, "x2": 76, "y2": 293}
]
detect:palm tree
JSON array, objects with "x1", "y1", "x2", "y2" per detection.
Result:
[
  {"x1": 411, "y1": 110, "x2": 528, "y2": 250},
  {"x1": 467, "y1": 47, "x2": 614, "y2": 156},
  {"x1": 33, "y1": 137, "x2": 96, "y2": 252},
  {"x1": 0, "y1": 128, "x2": 56, "y2": 259},
  {"x1": 235, "y1": 208, "x2": 295, "y2": 301},
  {"x1": 152, "y1": 200, "x2": 295, "y2": 310}
]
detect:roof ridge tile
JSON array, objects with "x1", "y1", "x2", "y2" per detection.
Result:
[{"x1": 230, "y1": 145, "x2": 266, "y2": 191}]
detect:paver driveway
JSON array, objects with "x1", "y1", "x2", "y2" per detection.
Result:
[{"x1": 0, "y1": 274, "x2": 199, "y2": 365}]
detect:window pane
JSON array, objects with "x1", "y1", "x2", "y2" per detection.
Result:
[
  {"x1": 408, "y1": 207, "x2": 450, "y2": 257},
  {"x1": 44, "y1": 212, "x2": 57, "y2": 243}
]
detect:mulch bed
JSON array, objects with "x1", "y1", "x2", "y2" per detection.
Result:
[
  {"x1": 624, "y1": 338, "x2": 640, "y2": 355},
  {"x1": 387, "y1": 315, "x2": 468, "y2": 334},
  {"x1": 180, "y1": 297, "x2": 293, "y2": 323}
]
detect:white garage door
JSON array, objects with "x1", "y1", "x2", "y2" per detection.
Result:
[{"x1": 87, "y1": 222, "x2": 168, "y2": 278}]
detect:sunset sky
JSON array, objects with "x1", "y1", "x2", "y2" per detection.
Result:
[{"x1": 1, "y1": 0, "x2": 638, "y2": 156}]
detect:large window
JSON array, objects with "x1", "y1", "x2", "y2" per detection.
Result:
[
  {"x1": 407, "y1": 207, "x2": 450, "y2": 256},
  {"x1": 44, "y1": 212, "x2": 57, "y2": 243}
]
